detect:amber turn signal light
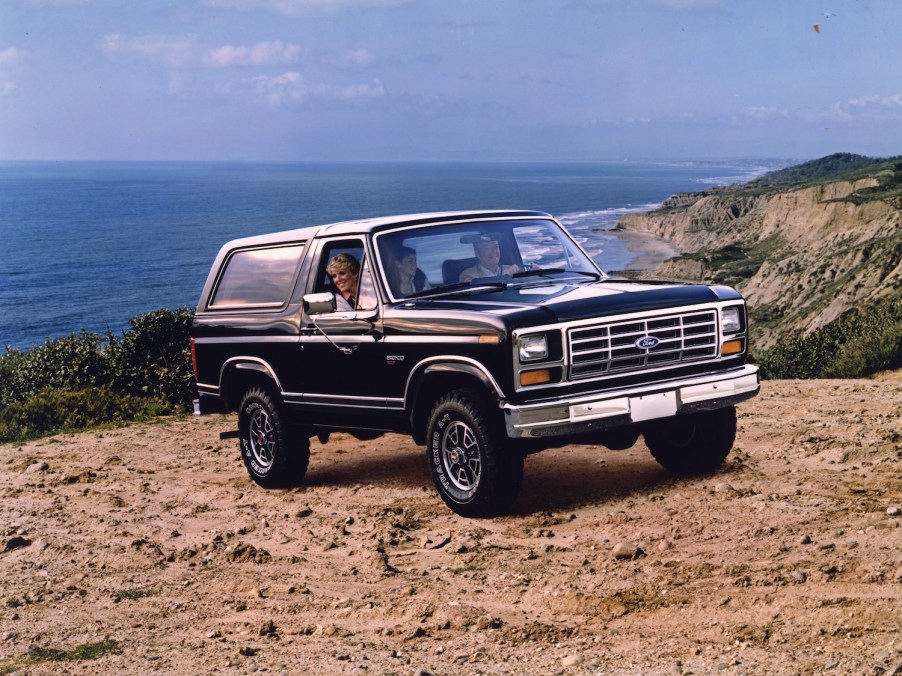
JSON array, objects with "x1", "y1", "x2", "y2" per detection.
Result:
[
  {"x1": 520, "y1": 369, "x2": 552, "y2": 386},
  {"x1": 721, "y1": 339, "x2": 743, "y2": 356}
]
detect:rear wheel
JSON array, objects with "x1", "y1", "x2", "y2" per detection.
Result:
[
  {"x1": 426, "y1": 389, "x2": 523, "y2": 518},
  {"x1": 238, "y1": 387, "x2": 310, "y2": 488},
  {"x1": 643, "y1": 406, "x2": 736, "y2": 474}
]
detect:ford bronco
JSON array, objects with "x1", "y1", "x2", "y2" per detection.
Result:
[{"x1": 191, "y1": 210, "x2": 759, "y2": 517}]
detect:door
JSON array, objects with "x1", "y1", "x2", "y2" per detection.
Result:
[{"x1": 295, "y1": 237, "x2": 394, "y2": 429}]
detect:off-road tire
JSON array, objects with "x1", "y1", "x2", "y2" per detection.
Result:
[
  {"x1": 643, "y1": 405, "x2": 737, "y2": 474},
  {"x1": 426, "y1": 389, "x2": 523, "y2": 518},
  {"x1": 238, "y1": 387, "x2": 310, "y2": 488}
]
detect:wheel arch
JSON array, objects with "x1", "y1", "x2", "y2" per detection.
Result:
[
  {"x1": 220, "y1": 358, "x2": 284, "y2": 412},
  {"x1": 406, "y1": 360, "x2": 503, "y2": 445}
]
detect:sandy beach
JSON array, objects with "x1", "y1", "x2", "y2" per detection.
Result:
[{"x1": 609, "y1": 229, "x2": 682, "y2": 272}]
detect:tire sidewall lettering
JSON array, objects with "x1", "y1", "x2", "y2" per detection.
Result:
[
  {"x1": 429, "y1": 406, "x2": 475, "y2": 502},
  {"x1": 430, "y1": 418, "x2": 448, "y2": 489},
  {"x1": 240, "y1": 398, "x2": 270, "y2": 478}
]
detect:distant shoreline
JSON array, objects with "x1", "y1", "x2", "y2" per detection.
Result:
[{"x1": 609, "y1": 228, "x2": 681, "y2": 272}]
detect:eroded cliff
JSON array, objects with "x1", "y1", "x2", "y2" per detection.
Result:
[{"x1": 618, "y1": 175, "x2": 902, "y2": 349}]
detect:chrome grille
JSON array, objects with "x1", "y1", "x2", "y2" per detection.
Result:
[{"x1": 568, "y1": 310, "x2": 718, "y2": 380}]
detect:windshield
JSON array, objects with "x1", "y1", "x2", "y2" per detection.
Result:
[{"x1": 374, "y1": 218, "x2": 604, "y2": 300}]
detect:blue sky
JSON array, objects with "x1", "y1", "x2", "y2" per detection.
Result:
[{"x1": 1, "y1": 0, "x2": 900, "y2": 161}]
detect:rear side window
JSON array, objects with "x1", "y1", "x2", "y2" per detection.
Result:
[{"x1": 210, "y1": 244, "x2": 304, "y2": 309}]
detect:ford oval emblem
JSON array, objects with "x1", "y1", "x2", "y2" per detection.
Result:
[{"x1": 635, "y1": 335, "x2": 660, "y2": 350}]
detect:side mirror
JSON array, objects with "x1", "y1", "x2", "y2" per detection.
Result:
[{"x1": 303, "y1": 292, "x2": 336, "y2": 315}]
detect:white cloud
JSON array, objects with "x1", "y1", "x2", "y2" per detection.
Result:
[
  {"x1": 794, "y1": 95, "x2": 902, "y2": 122},
  {"x1": 740, "y1": 95, "x2": 902, "y2": 125},
  {"x1": 0, "y1": 47, "x2": 28, "y2": 95},
  {"x1": 252, "y1": 71, "x2": 385, "y2": 106},
  {"x1": 0, "y1": 46, "x2": 29, "y2": 67},
  {"x1": 253, "y1": 71, "x2": 311, "y2": 105},
  {"x1": 97, "y1": 33, "x2": 198, "y2": 68},
  {"x1": 836, "y1": 94, "x2": 902, "y2": 117},
  {"x1": 23, "y1": 0, "x2": 90, "y2": 5},
  {"x1": 97, "y1": 34, "x2": 307, "y2": 71},
  {"x1": 650, "y1": 0, "x2": 721, "y2": 8},
  {"x1": 203, "y1": 40, "x2": 302, "y2": 67},
  {"x1": 573, "y1": 0, "x2": 720, "y2": 9},
  {"x1": 742, "y1": 106, "x2": 788, "y2": 120},
  {"x1": 333, "y1": 79, "x2": 384, "y2": 100},
  {"x1": 202, "y1": 0, "x2": 409, "y2": 17},
  {"x1": 326, "y1": 48, "x2": 375, "y2": 69}
]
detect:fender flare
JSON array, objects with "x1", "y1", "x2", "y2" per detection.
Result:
[
  {"x1": 405, "y1": 358, "x2": 506, "y2": 443},
  {"x1": 219, "y1": 357, "x2": 284, "y2": 406},
  {"x1": 419, "y1": 361, "x2": 503, "y2": 397}
]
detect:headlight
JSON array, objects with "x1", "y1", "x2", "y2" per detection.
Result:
[
  {"x1": 519, "y1": 334, "x2": 548, "y2": 361},
  {"x1": 721, "y1": 307, "x2": 741, "y2": 334}
]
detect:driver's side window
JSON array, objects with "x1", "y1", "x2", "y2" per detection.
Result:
[{"x1": 316, "y1": 239, "x2": 377, "y2": 312}]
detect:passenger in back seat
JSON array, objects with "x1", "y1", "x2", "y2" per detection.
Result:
[{"x1": 392, "y1": 246, "x2": 431, "y2": 296}]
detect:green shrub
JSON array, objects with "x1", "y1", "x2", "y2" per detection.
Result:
[
  {"x1": 0, "y1": 332, "x2": 109, "y2": 409},
  {"x1": 106, "y1": 307, "x2": 195, "y2": 409},
  {"x1": 0, "y1": 307, "x2": 193, "y2": 441},
  {"x1": 0, "y1": 387, "x2": 171, "y2": 443},
  {"x1": 755, "y1": 296, "x2": 902, "y2": 379}
]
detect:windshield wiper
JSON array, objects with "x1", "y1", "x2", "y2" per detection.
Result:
[
  {"x1": 569, "y1": 270, "x2": 605, "y2": 281},
  {"x1": 511, "y1": 267, "x2": 565, "y2": 279},
  {"x1": 404, "y1": 280, "x2": 508, "y2": 300},
  {"x1": 512, "y1": 268, "x2": 603, "y2": 281}
]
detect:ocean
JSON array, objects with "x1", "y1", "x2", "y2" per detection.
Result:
[{"x1": 0, "y1": 160, "x2": 772, "y2": 350}]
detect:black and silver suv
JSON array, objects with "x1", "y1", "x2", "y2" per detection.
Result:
[{"x1": 192, "y1": 210, "x2": 759, "y2": 517}]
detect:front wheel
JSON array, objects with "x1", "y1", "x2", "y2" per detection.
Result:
[
  {"x1": 643, "y1": 406, "x2": 737, "y2": 475},
  {"x1": 426, "y1": 389, "x2": 523, "y2": 518},
  {"x1": 238, "y1": 387, "x2": 310, "y2": 488}
]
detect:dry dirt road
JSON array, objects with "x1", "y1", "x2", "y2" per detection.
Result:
[{"x1": 2, "y1": 374, "x2": 900, "y2": 675}]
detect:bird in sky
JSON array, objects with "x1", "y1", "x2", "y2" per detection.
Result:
[{"x1": 813, "y1": 23, "x2": 821, "y2": 33}]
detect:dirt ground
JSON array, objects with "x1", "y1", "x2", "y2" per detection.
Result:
[{"x1": 1, "y1": 373, "x2": 900, "y2": 675}]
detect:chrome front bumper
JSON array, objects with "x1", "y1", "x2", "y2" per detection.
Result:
[{"x1": 502, "y1": 364, "x2": 760, "y2": 439}]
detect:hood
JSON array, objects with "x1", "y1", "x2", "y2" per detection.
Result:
[{"x1": 418, "y1": 279, "x2": 742, "y2": 325}]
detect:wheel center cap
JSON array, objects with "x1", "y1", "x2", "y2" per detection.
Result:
[{"x1": 450, "y1": 448, "x2": 463, "y2": 464}]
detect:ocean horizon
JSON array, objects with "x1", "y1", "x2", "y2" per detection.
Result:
[{"x1": 0, "y1": 160, "x2": 779, "y2": 350}]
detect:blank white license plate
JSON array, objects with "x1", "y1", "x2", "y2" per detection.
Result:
[{"x1": 629, "y1": 391, "x2": 678, "y2": 422}]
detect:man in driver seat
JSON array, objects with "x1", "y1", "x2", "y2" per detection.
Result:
[{"x1": 458, "y1": 233, "x2": 520, "y2": 282}]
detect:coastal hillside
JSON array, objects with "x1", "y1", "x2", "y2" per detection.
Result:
[{"x1": 617, "y1": 153, "x2": 902, "y2": 351}]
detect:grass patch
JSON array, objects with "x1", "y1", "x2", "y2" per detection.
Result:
[
  {"x1": 0, "y1": 638, "x2": 122, "y2": 673},
  {"x1": 671, "y1": 234, "x2": 787, "y2": 286},
  {"x1": 28, "y1": 638, "x2": 122, "y2": 662},
  {"x1": 112, "y1": 588, "x2": 153, "y2": 602},
  {"x1": 5, "y1": 596, "x2": 33, "y2": 609},
  {"x1": 0, "y1": 387, "x2": 172, "y2": 443}
]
